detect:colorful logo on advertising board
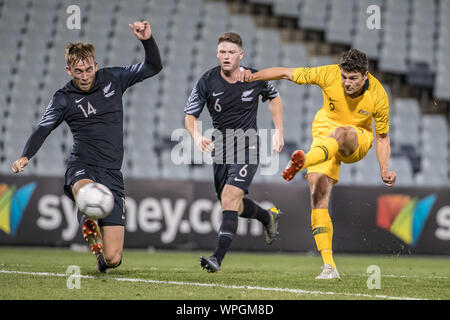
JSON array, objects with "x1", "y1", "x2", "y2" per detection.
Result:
[
  {"x1": 377, "y1": 194, "x2": 437, "y2": 246},
  {"x1": 0, "y1": 182, "x2": 37, "y2": 236}
]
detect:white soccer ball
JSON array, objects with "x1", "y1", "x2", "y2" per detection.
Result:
[{"x1": 76, "y1": 183, "x2": 114, "y2": 219}]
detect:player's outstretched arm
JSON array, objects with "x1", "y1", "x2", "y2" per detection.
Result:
[
  {"x1": 11, "y1": 125, "x2": 52, "y2": 173},
  {"x1": 238, "y1": 67, "x2": 295, "y2": 82},
  {"x1": 185, "y1": 114, "x2": 214, "y2": 153},
  {"x1": 375, "y1": 133, "x2": 397, "y2": 186},
  {"x1": 132, "y1": 21, "x2": 163, "y2": 73}
]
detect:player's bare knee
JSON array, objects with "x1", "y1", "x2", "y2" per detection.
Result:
[
  {"x1": 308, "y1": 176, "x2": 331, "y2": 208},
  {"x1": 221, "y1": 195, "x2": 240, "y2": 211},
  {"x1": 330, "y1": 126, "x2": 357, "y2": 155},
  {"x1": 310, "y1": 189, "x2": 328, "y2": 208},
  {"x1": 328, "y1": 127, "x2": 345, "y2": 143}
]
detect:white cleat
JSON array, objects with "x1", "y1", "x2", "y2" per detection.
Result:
[{"x1": 315, "y1": 264, "x2": 341, "y2": 280}]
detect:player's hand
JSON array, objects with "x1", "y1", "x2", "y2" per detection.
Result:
[
  {"x1": 194, "y1": 135, "x2": 215, "y2": 153},
  {"x1": 271, "y1": 130, "x2": 284, "y2": 153},
  {"x1": 381, "y1": 170, "x2": 396, "y2": 187},
  {"x1": 129, "y1": 20, "x2": 151, "y2": 40},
  {"x1": 12, "y1": 157, "x2": 29, "y2": 173},
  {"x1": 236, "y1": 68, "x2": 255, "y2": 82}
]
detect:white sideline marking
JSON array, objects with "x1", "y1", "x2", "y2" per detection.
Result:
[
  {"x1": 0, "y1": 269, "x2": 425, "y2": 300},
  {"x1": 354, "y1": 273, "x2": 449, "y2": 279}
]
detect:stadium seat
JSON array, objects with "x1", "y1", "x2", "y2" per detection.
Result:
[
  {"x1": 253, "y1": 29, "x2": 282, "y2": 69},
  {"x1": 249, "y1": 0, "x2": 275, "y2": 5},
  {"x1": 0, "y1": 0, "x2": 448, "y2": 187},
  {"x1": 421, "y1": 114, "x2": 448, "y2": 134},
  {"x1": 299, "y1": 0, "x2": 330, "y2": 31},
  {"x1": 280, "y1": 42, "x2": 309, "y2": 66},
  {"x1": 352, "y1": 147, "x2": 381, "y2": 186},
  {"x1": 391, "y1": 115, "x2": 420, "y2": 149},
  {"x1": 392, "y1": 98, "x2": 421, "y2": 121},
  {"x1": 378, "y1": 0, "x2": 409, "y2": 74},
  {"x1": 352, "y1": 0, "x2": 383, "y2": 59},
  {"x1": 390, "y1": 157, "x2": 414, "y2": 186},
  {"x1": 273, "y1": 0, "x2": 301, "y2": 18},
  {"x1": 325, "y1": 0, "x2": 355, "y2": 45},
  {"x1": 338, "y1": 163, "x2": 353, "y2": 185},
  {"x1": 408, "y1": 0, "x2": 436, "y2": 71}
]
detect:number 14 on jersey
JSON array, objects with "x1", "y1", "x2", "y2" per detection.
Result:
[{"x1": 78, "y1": 102, "x2": 97, "y2": 118}]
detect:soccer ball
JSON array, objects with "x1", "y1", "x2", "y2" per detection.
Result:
[{"x1": 76, "y1": 183, "x2": 114, "y2": 219}]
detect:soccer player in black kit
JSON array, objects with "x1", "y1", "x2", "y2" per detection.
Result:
[
  {"x1": 12, "y1": 21, "x2": 162, "y2": 272},
  {"x1": 185, "y1": 32, "x2": 284, "y2": 272}
]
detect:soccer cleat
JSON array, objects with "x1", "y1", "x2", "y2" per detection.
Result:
[
  {"x1": 282, "y1": 149, "x2": 305, "y2": 182},
  {"x1": 199, "y1": 256, "x2": 221, "y2": 273},
  {"x1": 82, "y1": 219, "x2": 103, "y2": 256},
  {"x1": 315, "y1": 264, "x2": 341, "y2": 280},
  {"x1": 264, "y1": 207, "x2": 281, "y2": 245}
]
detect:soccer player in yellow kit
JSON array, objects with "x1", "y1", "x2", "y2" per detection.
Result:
[{"x1": 238, "y1": 49, "x2": 397, "y2": 279}]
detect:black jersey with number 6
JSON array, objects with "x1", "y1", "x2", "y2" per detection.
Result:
[
  {"x1": 185, "y1": 66, "x2": 278, "y2": 163},
  {"x1": 185, "y1": 66, "x2": 278, "y2": 133}
]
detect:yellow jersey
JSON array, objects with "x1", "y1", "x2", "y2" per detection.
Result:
[{"x1": 292, "y1": 64, "x2": 389, "y2": 137}]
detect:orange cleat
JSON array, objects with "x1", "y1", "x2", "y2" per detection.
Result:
[
  {"x1": 281, "y1": 150, "x2": 305, "y2": 182},
  {"x1": 82, "y1": 219, "x2": 103, "y2": 256}
]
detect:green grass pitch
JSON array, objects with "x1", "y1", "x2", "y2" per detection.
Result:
[{"x1": 0, "y1": 247, "x2": 448, "y2": 300}]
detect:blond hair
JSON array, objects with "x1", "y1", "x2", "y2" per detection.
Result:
[{"x1": 65, "y1": 42, "x2": 96, "y2": 68}]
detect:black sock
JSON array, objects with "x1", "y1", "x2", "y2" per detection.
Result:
[
  {"x1": 213, "y1": 210, "x2": 238, "y2": 265},
  {"x1": 97, "y1": 253, "x2": 109, "y2": 272},
  {"x1": 97, "y1": 253, "x2": 122, "y2": 272},
  {"x1": 240, "y1": 198, "x2": 270, "y2": 226}
]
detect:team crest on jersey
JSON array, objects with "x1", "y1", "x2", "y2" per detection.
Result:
[
  {"x1": 241, "y1": 89, "x2": 254, "y2": 102},
  {"x1": 103, "y1": 82, "x2": 115, "y2": 98}
]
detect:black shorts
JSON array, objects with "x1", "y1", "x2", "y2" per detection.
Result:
[
  {"x1": 64, "y1": 162, "x2": 125, "y2": 227},
  {"x1": 213, "y1": 163, "x2": 259, "y2": 200}
]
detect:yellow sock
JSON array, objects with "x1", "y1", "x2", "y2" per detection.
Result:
[
  {"x1": 303, "y1": 137, "x2": 339, "y2": 169},
  {"x1": 311, "y1": 208, "x2": 336, "y2": 269}
]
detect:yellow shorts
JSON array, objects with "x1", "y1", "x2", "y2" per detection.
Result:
[{"x1": 306, "y1": 126, "x2": 373, "y2": 183}]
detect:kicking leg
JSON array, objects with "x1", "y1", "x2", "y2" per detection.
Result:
[
  {"x1": 73, "y1": 179, "x2": 104, "y2": 256},
  {"x1": 282, "y1": 126, "x2": 358, "y2": 181}
]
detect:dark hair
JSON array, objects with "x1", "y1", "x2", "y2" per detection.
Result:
[
  {"x1": 339, "y1": 49, "x2": 369, "y2": 74},
  {"x1": 218, "y1": 32, "x2": 243, "y2": 48}
]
